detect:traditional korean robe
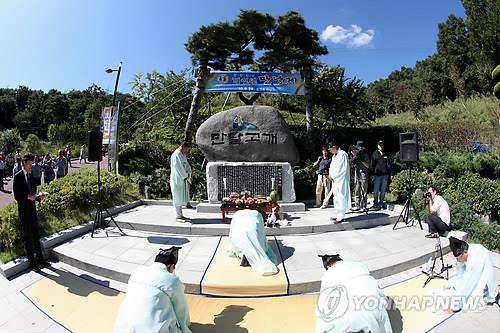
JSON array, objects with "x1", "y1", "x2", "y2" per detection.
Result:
[
  {"x1": 316, "y1": 261, "x2": 392, "y2": 333},
  {"x1": 329, "y1": 148, "x2": 351, "y2": 221},
  {"x1": 447, "y1": 244, "x2": 497, "y2": 310},
  {"x1": 228, "y1": 209, "x2": 279, "y2": 276},
  {"x1": 170, "y1": 147, "x2": 191, "y2": 209}
]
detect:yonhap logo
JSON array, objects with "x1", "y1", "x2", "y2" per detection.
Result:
[{"x1": 317, "y1": 285, "x2": 349, "y2": 322}]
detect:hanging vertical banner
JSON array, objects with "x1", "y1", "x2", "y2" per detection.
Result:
[
  {"x1": 108, "y1": 103, "x2": 120, "y2": 174},
  {"x1": 100, "y1": 107, "x2": 113, "y2": 145},
  {"x1": 204, "y1": 71, "x2": 305, "y2": 95}
]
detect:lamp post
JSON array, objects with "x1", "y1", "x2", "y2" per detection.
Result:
[
  {"x1": 106, "y1": 62, "x2": 122, "y2": 109},
  {"x1": 105, "y1": 62, "x2": 122, "y2": 172}
]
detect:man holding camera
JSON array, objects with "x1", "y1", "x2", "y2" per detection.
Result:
[
  {"x1": 313, "y1": 147, "x2": 332, "y2": 208},
  {"x1": 351, "y1": 141, "x2": 370, "y2": 211},
  {"x1": 424, "y1": 185, "x2": 451, "y2": 238}
]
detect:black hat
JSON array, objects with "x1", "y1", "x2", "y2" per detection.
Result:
[
  {"x1": 318, "y1": 254, "x2": 342, "y2": 270},
  {"x1": 449, "y1": 237, "x2": 468, "y2": 257},
  {"x1": 355, "y1": 140, "x2": 365, "y2": 148},
  {"x1": 377, "y1": 140, "x2": 384, "y2": 145},
  {"x1": 155, "y1": 246, "x2": 182, "y2": 266}
]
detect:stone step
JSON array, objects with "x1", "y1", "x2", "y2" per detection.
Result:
[{"x1": 50, "y1": 227, "x2": 468, "y2": 296}]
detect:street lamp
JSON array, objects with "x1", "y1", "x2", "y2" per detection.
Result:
[
  {"x1": 105, "y1": 62, "x2": 122, "y2": 172},
  {"x1": 106, "y1": 62, "x2": 122, "y2": 109}
]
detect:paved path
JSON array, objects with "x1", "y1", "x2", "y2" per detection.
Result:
[{"x1": 0, "y1": 158, "x2": 108, "y2": 210}]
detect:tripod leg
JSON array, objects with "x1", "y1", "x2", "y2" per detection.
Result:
[
  {"x1": 410, "y1": 198, "x2": 423, "y2": 230},
  {"x1": 103, "y1": 207, "x2": 125, "y2": 235},
  {"x1": 394, "y1": 199, "x2": 410, "y2": 230}
]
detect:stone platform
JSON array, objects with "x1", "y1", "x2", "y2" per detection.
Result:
[
  {"x1": 113, "y1": 203, "x2": 400, "y2": 236},
  {"x1": 51, "y1": 223, "x2": 467, "y2": 295}
]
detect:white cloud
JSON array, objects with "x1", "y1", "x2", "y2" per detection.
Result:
[{"x1": 320, "y1": 24, "x2": 375, "y2": 48}]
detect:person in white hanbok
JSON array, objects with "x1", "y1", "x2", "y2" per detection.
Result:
[
  {"x1": 113, "y1": 247, "x2": 192, "y2": 333},
  {"x1": 170, "y1": 142, "x2": 192, "y2": 221},
  {"x1": 443, "y1": 237, "x2": 497, "y2": 312},
  {"x1": 328, "y1": 142, "x2": 351, "y2": 223},
  {"x1": 316, "y1": 255, "x2": 393, "y2": 333},
  {"x1": 228, "y1": 209, "x2": 279, "y2": 276}
]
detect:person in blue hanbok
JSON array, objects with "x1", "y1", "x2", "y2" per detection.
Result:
[
  {"x1": 170, "y1": 142, "x2": 192, "y2": 221},
  {"x1": 444, "y1": 237, "x2": 497, "y2": 312},
  {"x1": 113, "y1": 247, "x2": 191, "y2": 333},
  {"x1": 328, "y1": 141, "x2": 351, "y2": 223},
  {"x1": 316, "y1": 255, "x2": 393, "y2": 333},
  {"x1": 228, "y1": 209, "x2": 279, "y2": 276}
]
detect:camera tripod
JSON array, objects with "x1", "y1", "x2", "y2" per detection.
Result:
[
  {"x1": 393, "y1": 164, "x2": 423, "y2": 230},
  {"x1": 91, "y1": 158, "x2": 125, "y2": 237},
  {"x1": 422, "y1": 231, "x2": 452, "y2": 287}
]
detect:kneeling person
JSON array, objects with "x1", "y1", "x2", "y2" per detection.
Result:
[
  {"x1": 445, "y1": 237, "x2": 497, "y2": 311},
  {"x1": 113, "y1": 247, "x2": 191, "y2": 333},
  {"x1": 316, "y1": 255, "x2": 392, "y2": 333},
  {"x1": 228, "y1": 209, "x2": 279, "y2": 276}
]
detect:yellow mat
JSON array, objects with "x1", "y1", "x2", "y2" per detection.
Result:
[
  {"x1": 383, "y1": 275, "x2": 453, "y2": 333},
  {"x1": 23, "y1": 270, "x2": 125, "y2": 333},
  {"x1": 200, "y1": 237, "x2": 289, "y2": 297},
  {"x1": 23, "y1": 269, "x2": 316, "y2": 333}
]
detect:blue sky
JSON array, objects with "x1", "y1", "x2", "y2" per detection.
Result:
[{"x1": 0, "y1": 0, "x2": 465, "y2": 94}]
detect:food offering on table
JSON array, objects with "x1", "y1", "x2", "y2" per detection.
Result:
[{"x1": 221, "y1": 191, "x2": 279, "y2": 209}]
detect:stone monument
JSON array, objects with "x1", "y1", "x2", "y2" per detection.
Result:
[{"x1": 196, "y1": 105, "x2": 304, "y2": 212}]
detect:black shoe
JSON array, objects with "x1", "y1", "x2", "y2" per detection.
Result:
[
  {"x1": 240, "y1": 255, "x2": 250, "y2": 267},
  {"x1": 185, "y1": 204, "x2": 194, "y2": 209}
]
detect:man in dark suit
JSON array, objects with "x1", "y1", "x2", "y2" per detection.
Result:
[{"x1": 13, "y1": 153, "x2": 47, "y2": 270}]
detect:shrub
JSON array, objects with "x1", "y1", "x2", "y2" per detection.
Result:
[
  {"x1": 293, "y1": 161, "x2": 316, "y2": 200},
  {"x1": 389, "y1": 169, "x2": 433, "y2": 202},
  {"x1": 23, "y1": 133, "x2": 44, "y2": 156},
  {"x1": 450, "y1": 202, "x2": 500, "y2": 251},
  {"x1": 444, "y1": 172, "x2": 500, "y2": 220},
  {"x1": 0, "y1": 168, "x2": 139, "y2": 256}
]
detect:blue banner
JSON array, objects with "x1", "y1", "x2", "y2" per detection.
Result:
[{"x1": 204, "y1": 71, "x2": 304, "y2": 95}]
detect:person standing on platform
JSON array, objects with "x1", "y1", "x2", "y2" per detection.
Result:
[
  {"x1": 113, "y1": 247, "x2": 192, "y2": 333},
  {"x1": 313, "y1": 147, "x2": 332, "y2": 208},
  {"x1": 351, "y1": 141, "x2": 370, "y2": 211},
  {"x1": 170, "y1": 141, "x2": 192, "y2": 222},
  {"x1": 13, "y1": 153, "x2": 47, "y2": 270},
  {"x1": 370, "y1": 140, "x2": 392, "y2": 211},
  {"x1": 328, "y1": 141, "x2": 351, "y2": 223}
]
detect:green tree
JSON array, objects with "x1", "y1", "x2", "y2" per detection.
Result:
[
  {"x1": 313, "y1": 65, "x2": 369, "y2": 128},
  {"x1": 0, "y1": 129, "x2": 22, "y2": 154},
  {"x1": 258, "y1": 11, "x2": 328, "y2": 133},
  {"x1": 130, "y1": 70, "x2": 193, "y2": 143},
  {"x1": 0, "y1": 95, "x2": 17, "y2": 129}
]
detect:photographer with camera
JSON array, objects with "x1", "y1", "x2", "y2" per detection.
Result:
[
  {"x1": 351, "y1": 141, "x2": 370, "y2": 211},
  {"x1": 313, "y1": 147, "x2": 332, "y2": 208},
  {"x1": 424, "y1": 185, "x2": 451, "y2": 238}
]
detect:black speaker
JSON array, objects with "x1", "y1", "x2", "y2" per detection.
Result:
[
  {"x1": 399, "y1": 132, "x2": 419, "y2": 163},
  {"x1": 87, "y1": 130, "x2": 103, "y2": 162}
]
